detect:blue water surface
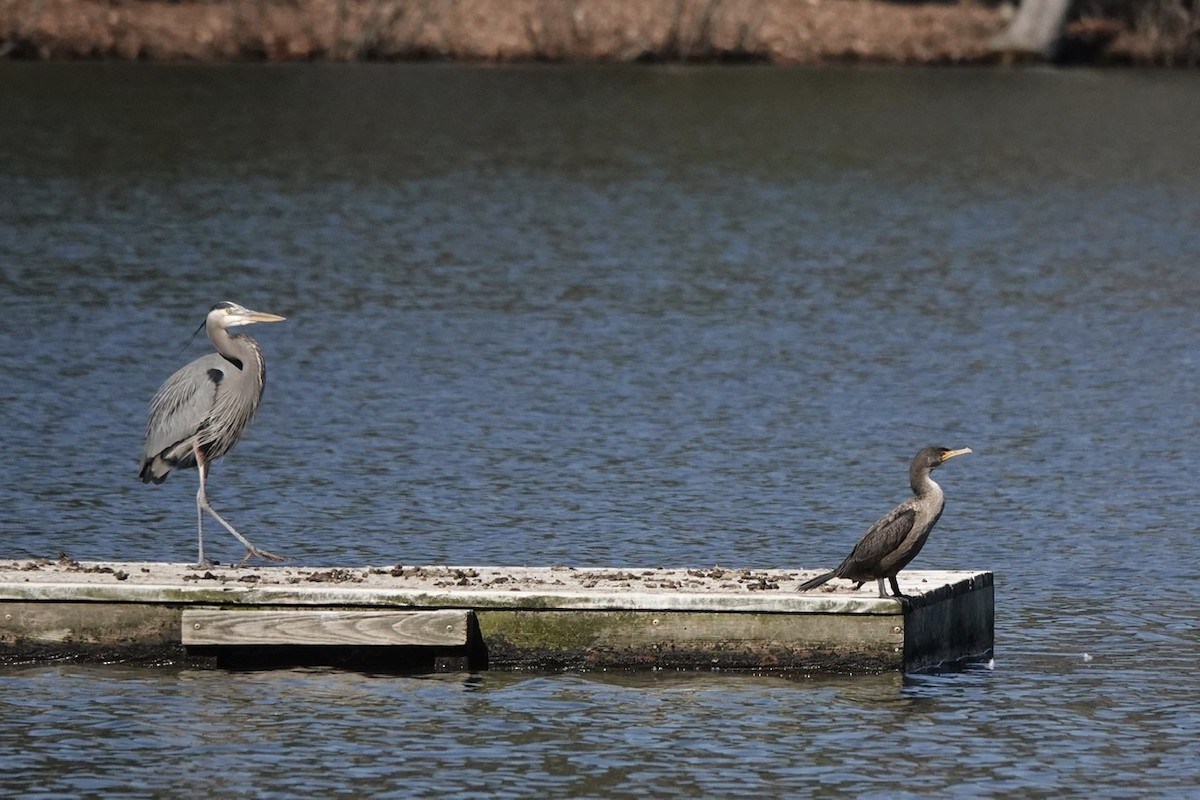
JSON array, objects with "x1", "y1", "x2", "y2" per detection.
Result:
[{"x1": 2, "y1": 63, "x2": 1199, "y2": 796}]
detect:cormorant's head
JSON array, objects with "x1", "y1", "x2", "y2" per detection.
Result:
[{"x1": 917, "y1": 446, "x2": 972, "y2": 471}]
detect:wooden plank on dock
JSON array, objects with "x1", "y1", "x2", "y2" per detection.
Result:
[
  {"x1": 476, "y1": 609, "x2": 905, "y2": 672},
  {"x1": 181, "y1": 608, "x2": 470, "y2": 647}
]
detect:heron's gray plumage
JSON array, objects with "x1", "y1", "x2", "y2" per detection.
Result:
[
  {"x1": 140, "y1": 301, "x2": 285, "y2": 566},
  {"x1": 798, "y1": 446, "x2": 970, "y2": 599},
  {"x1": 141, "y1": 346, "x2": 266, "y2": 483}
]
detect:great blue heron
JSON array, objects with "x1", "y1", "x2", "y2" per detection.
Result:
[
  {"x1": 798, "y1": 446, "x2": 972, "y2": 599},
  {"x1": 140, "y1": 301, "x2": 287, "y2": 567}
]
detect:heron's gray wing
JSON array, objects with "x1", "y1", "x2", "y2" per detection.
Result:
[
  {"x1": 142, "y1": 353, "x2": 228, "y2": 462},
  {"x1": 839, "y1": 506, "x2": 917, "y2": 573}
]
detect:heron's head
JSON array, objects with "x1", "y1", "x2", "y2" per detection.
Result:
[
  {"x1": 209, "y1": 301, "x2": 286, "y2": 328},
  {"x1": 916, "y1": 446, "x2": 972, "y2": 471}
]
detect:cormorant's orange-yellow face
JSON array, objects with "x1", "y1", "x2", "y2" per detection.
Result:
[{"x1": 939, "y1": 447, "x2": 972, "y2": 463}]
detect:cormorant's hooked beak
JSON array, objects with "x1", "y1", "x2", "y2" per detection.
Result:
[{"x1": 941, "y1": 447, "x2": 972, "y2": 462}]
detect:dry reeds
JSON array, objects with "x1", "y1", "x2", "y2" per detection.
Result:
[
  {"x1": 0, "y1": 0, "x2": 1006, "y2": 64},
  {"x1": 3, "y1": 0, "x2": 1198, "y2": 66}
]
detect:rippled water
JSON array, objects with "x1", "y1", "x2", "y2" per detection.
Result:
[{"x1": 2, "y1": 63, "x2": 1200, "y2": 795}]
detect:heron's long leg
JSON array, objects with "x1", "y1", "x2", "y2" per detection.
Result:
[
  {"x1": 192, "y1": 444, "x2": 285, "y2": 566},
  {"x1": 876, "y1": 578, "x2": 889, "y2": 598},
  {"x1": 192, "y1": 450, "x2": 211, "y2": 569}
]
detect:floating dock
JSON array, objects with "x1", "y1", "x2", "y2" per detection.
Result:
[{"x1": 0, "y1": 559, "x2": 992, "y2": 674}]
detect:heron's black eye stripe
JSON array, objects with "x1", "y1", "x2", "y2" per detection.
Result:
[{"x1": 207, "y1": 368, "x2": 224, "y2": 384}]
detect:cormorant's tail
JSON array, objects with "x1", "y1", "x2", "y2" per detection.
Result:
[{"x1": 797, "y1": 571, "x2": 835, "y2": 592}]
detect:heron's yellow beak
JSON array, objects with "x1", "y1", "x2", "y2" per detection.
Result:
[
  {"x1": 941, "y1": 447, "x2": 972, "y2": 462},
  {"x1": 244, "y1": 311, "x2": 286, "y2": 323}
]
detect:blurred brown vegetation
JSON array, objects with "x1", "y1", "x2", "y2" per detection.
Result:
[
  {"x1": 1069, "y1": 0, "x2": 1200, "y2": 64},
  {"x1": 0, "y1": 0, "x2": 1195, "y2": 65}
]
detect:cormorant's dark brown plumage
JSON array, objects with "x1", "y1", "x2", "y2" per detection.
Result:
[{"x1": 798, "y1": 446, "x2": 972, "y2": 599}]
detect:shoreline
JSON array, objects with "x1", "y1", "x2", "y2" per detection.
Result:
[{"x1": 2, "y1": 0, "x2": 1196, "y2": 67}]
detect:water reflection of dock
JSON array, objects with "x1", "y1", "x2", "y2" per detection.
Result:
[{"x1": 0, "y1": 560, "x2": 992, "y2": 674}]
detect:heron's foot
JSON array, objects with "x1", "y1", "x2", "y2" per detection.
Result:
[
  {"x1": 237, "y1": 546, "x2": 286, "y2": 567},
  {"x1": 189, "y1": 559, "x2": 216, "y2": 571}
]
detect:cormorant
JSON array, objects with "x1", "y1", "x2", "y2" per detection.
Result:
[{"x1": 797, "y1": 446, "x2": 972, "y2": 599}]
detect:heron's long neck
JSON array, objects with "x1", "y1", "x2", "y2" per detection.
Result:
[{"x1": 209, "y1": 324, "x2": 266, "y2": 385}]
